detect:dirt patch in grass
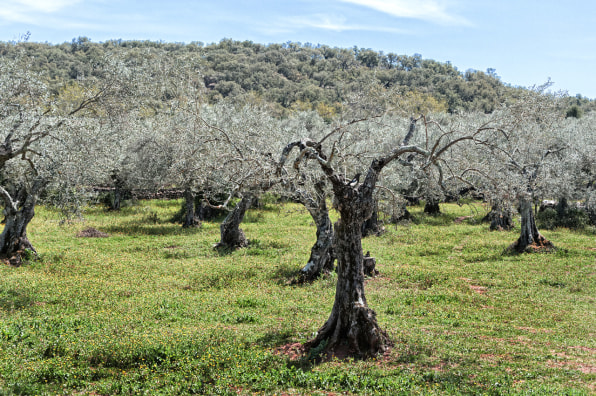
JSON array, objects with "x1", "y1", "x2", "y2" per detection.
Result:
[
  {"x1": 506, "y1": 240, "x2": 557, "y2": 254},
  {"x1": 275, "y1": 341, "x2": 394, "y2": 365},
  {"x1": 459, "y1": 278, "x2": 488, "y2": 294},
  {"x1": 454, "y1": 216, "x2": 473, "y2": 224},
  {"x1": 77, "y1": 227, "x2": 109, "y2": 238},
  {"x1": 548, "y1": 359, "x2": 596, "y2": 374},
  {"x1": 515, "y1": 326, "x2": 554, "y2": 334},
  {"x1": 547, "y1": 346, "x2": 596, "y2": 374},
  {"x1": 274, "y1": 342, "x2": 307, "y2": 360},
  {"x1": 479, "y1": 353, "x2": 513, "y2": 364},
  {"x1": 470, "y1": 285, "x2": 488, "y2": 294}
]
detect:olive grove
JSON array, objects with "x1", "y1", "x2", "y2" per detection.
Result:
[
  {"x1": 0, "y1": 49, "x2": 132, "y2": 265},
  {"x1": 2, "y1": 40, "x2": 595, "y2": 364}
]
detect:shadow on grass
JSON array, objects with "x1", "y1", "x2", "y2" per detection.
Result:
[
  {"x1": 256, "y1": 329, "x2": 296, "y2": 348},
  {"x1": 102, "y1": 222, "x2": 204, "y2": 237},
  {"x1": 213, "y1": 244, "x2": 235, "y2": 256},
  {"x1": 411, "y1": 212, "x2": 463, "y2": 227},
  {"x1": 270, "y1": 264, "x2": 303, "y2": 285},
  {"x1": 0, "y1": 288, "x2": 33, "y2": 311}
]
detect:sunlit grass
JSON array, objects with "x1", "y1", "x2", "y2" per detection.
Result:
[{"x1": 1, "y1": 200, "x2": 594, "y2": 394}]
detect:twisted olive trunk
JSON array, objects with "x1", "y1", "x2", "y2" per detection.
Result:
[
  {"x1": 309, "y1": 204, "x2": 389, "y2": 358},
  {"x1": 361, "y1": 198, "x2": 383, "y2": 237},
  {"x1": 485, "y1": 202, "x2": 514, "y2": 231},
  {"x1": 513, "y1": 198, "x2": 554, "y2": 252},
  {"x1": 424, "y1": 197, "x2": 441, "y2": 215},
  {"x1": 309, "y1": 166, "x2": 390, "y2": 359},
  {"x1": 296, "y1": 199, "x2": 335, "y2": 283},
  {"x1": 215, "y1": 195, "x2": 253, "y2": 250},
  {"x1": 182, "y1": 188, "x2": 200, "y2": 228},
  {"x1": 0, "y1": 181, "x2": 44, "y2": 266}
]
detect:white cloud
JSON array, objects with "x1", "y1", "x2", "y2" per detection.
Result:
[
  {"x1": 17, "y1": 0, "x2": 80, "y2": 13},
  {"x1": 274, "y1": 13, "x2": 410, "y2": 34},
  {"x1": 0, "y1": 0, "x2": 81, "y2": 23},
  {"x1": 337, "y1": 0, "x2": 471, "y2": 26}
]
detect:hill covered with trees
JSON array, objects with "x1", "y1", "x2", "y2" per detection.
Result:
[{"x1": 2, "y1": 37, "x2": 594, "y2": 119}]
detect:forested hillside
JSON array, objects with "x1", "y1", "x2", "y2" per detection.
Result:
[{"x1": 1, "y1": 37, "x2": 593, "y2": 118}]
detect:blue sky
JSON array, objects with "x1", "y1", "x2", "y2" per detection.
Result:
[{"x1": 1, "y1": 0, "x2": 595, "y2": 98}]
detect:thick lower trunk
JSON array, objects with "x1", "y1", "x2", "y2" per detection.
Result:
[
  {"x1": 512, "y1": 198, "x2": 554, "y2": 252},
  {"x1": 424, "y1": 198, "x2": 441, "y2": 215},
  {"x1": 182, "y1": 189, "x2": 200, "y2": 228},
  {"x1": 215, "y1": 195, "x2": 253, "y2": 250},
  {"x1": 109, "y1": 170, "x2": 128, "y2": 211},
  {"x1": 361, "y1": 199, "x2": 383, "y2": 237},
  {"x1": 309, "y1": 216, "x2": 390, "y2": 359},
  {"x1": 363, "y1": 251, "x2": 378, "y2": 277},
  {"x1": 485, "y1": 203, "x2": 514, "y2": 231},
  {"x1": 111, "y1": 189, "x2": 122, "y2": 211},
  {"x1": 390, "y1": 207, "x2": 411, "y2": 223},
  {"x1": 555, "y1": 197, "x2": 569, "y2": 218},
  {"x1": 0, "y1": 184, "x2": 41, "y2": 266},
  {"x1": 295, "y1": 205, "x2": 335, "y2": 283}
]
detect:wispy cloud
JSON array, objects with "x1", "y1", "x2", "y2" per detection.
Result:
[
  {"x1": 268, "y1": 13, "x2": 411, "y2": 35},
  {"x1": 337, "y1": 0, "x2": 471, "y2": 26},
  {"x1": 17, "y1": 0, "x2": 80, "y2": 13},
  {"x1": 0, "y1": 0, "x2": 81, "y2": 24}
]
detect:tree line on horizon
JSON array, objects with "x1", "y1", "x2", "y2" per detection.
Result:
[{"x1": 1, "y1": 37, "x2": 594, "y2": 119}]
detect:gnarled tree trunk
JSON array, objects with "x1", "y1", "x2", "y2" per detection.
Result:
[
  {"x1": 215, "y1": 195, "x2": 253, "y2": 250},
  {"x1": 424, "y1": 197, "x2": 441, "y2": 215},
  {"x1": 299, "y1": 116, "x2": 437, "y2": 359},
  {"x1": 309, "y1": 202, "x2": 389, "y2": 358},
  {"x1": 109, "y1": 170, "x2": 128, "y2": 211},
  {"x1": 485, "y1": 202, "x2": 514, "y2": 231},
  {"x1": 295, "y1": 191, "x2": 335, "y2": 283},
  {"x1": 361, "y1": 199, "x2": 383, "y2": 237},
  {"x1": 308, "y1": 171, "x2": 390, "y2": 359},
  {"x1": 0, "y1": 180, "x2": 44, "y2": 266},
  {"x1": 511, "y1": 198, "x2": 554, "y2": 252},
  {"x1": 182, "y1": 188, "x2": 201, "y2": 228}
]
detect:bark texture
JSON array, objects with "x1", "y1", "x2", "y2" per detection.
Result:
[
  {"x1": 109, "y1": 170, "x2": 129, "y2": 211},
  {"x1": 485, "y1": 203, "x2": 514, "y2": 231},
  {"x1": 215, "y1": 195, "x2": 253, "y2": 250},
  {"x1": 361, "y1": 199, "x2": 384, "y2": 237},
  {"x1": 182, "y1": 188, "x2": 201, "y2": 228},
  {"x1": 424, "y1": 198, "x2": 441, "y2": 215},
  {"x1": 308, "y1": 168, "x2": 391, "y2": 359},
  {"x1": 0, "y1": 181, "x2": 43, "y2": 266},
  {"x1": 511, "y1": 198, "x2": 555, "y2": 252},
  {"x1": 363, "y1": 251, "x2": 378, "y2": 277},
  {"x1": 309, "y1": 209, "x2": 389, "y2": 358},
  {"x1": 295, "y1": 192, "x2": 335, "y2": 283}
]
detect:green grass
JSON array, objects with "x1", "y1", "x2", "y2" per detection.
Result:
[{"x1": 1, "y1": 200, "x2": 594, "y2": 395}]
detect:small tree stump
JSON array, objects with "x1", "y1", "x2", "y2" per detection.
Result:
[{"x1": 363, "y1": 251, "x2": 378, "y2": 277}]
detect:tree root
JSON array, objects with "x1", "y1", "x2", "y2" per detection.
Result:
[
  {"x1": 507, "y1": 236, "x2": 557, "y2": 254},
  {"x1": 307, "y1": 305, "x2": 392, "y2": 361}
]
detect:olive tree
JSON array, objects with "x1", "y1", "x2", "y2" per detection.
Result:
[
  {"x1": 195, "y1": 102, "x2": 285, "y2": 249},
  {"x1": 0, "y1": 47, "x2": 131, "y2": 265},
  {"x1": 285, "y1": 101, "x2": 504, "y2": 358},
  {"x1": 480, "y1": 86, "x2": 567, "y2": 252},
  {"x1": 273, "y1": 111, "x2": 338, "y2": 282},
  {"x1": 546, "y1": 111, "x2": 596, "y2": 227}
]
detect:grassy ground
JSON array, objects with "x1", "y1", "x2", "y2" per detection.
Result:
[{"x1": 0, "y1": 199, "x2": 594, "y2": 395}]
